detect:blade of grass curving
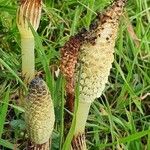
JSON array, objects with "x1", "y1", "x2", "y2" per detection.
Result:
[
  {"x1": 0, "y1": 102, "x2": 25, "y2": 113},
  {"x1": 62, "y1": 72, "x2": 80, "y2": 150},
  {"x1": 29, "y1": 23, "x2": 54, "y2": 96},
  {"x1": 70, "y1": 6, "x2": 82, "y2": 35},
  {"x1": 62, "y1": 64, "x2": 81, "y2": 150},
  {"x1": 0, "y1": 139, "x2": 19, "y2": 150},
  {"x1": 77, "y1": 0, "x2": 97, "y2": 29},
  {"x1": 147, "y1": 127, "x2": 150, "y2": 149},
  {"x1": 77, "y1": 1, "x2": 97, "y2": 15},
  {"x1": 0, "y1": 58, "x2": 27, "y2": 91},
  {"x1": 62, "y1": 86, "x2": 79, "y2": 150},
  {"x1": 0, "y1": 86, "x2": 10, "y2": 138},
  {"x1": 0, "y1": 5, "x2": 16, "y2": 14},
  {"x1": 59, "y1": 76, "x2": 65, "y2": 149},
  {"x1": 85, "y1": 0, "x2": 95, "y2": 29}
]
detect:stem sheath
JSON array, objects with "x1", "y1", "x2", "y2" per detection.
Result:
[{"x1": 27, "y1": 140, "x2": 50, "y2": 150}]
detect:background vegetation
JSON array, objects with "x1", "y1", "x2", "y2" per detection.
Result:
[{"x1": 0, "y1": 0, "x2": 150, "y2": 149}]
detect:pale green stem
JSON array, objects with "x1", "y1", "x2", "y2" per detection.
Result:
[
  {"x1": 71, "y1": 102, "x2": 91, "y2": 150},
  {"x1": 21, "y1": 36, "x2": 35, "y2": 83},
  {"x1": 74, "y1": 102, "x2": 91, "y2": 134}
]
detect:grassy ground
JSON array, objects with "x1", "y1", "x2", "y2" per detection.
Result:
[{"x1": 0, "y1": 0, "x2": 150, "y2": 149}]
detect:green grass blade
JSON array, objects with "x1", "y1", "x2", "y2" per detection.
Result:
[
  {"x1": 99, "y1": 129, "x2": 150, "y2": 149},
  {"x1": 0, "y1": 86, "x2": 10, "y2": 138},
  {"x1": 58, "y1": 76, "x2": 65, "y2": 149},
  {"x1": 62, "y1": 64, "x2": 81, "y2": 149},
  {"x1": 28, "y1": 23, "x2": 54, "y2": 96},
  {"x1": 70, "y1": 6, "x2": 82, "y2": 35},
  {"x1": 0, "y1": 58, "x2": 27, "y2": 91},
  {"x1": 0, "y1": 139, "x2": 19, "y2": 150}
]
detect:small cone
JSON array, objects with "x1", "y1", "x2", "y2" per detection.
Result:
[{"x1": 25, "y1": 77, "x2": 55, "y2": 147}]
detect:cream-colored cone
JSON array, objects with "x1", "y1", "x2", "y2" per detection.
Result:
[
  {"x1": 25, "y1": 77, "x2": 55, "y2": 145},
  {"x1": 73, "y1": 0, "x2": 127, "y2": 149}
]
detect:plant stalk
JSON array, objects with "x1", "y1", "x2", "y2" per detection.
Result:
[
  {"x1": 17, "y1": 0, "x2": 42, "y2": 84},
  {"x1": 71, "y1": 102, "x2": 91, "y2": 150},
  {"x1": 21, "y1": 37, "x2": 35, "y2": 83}
]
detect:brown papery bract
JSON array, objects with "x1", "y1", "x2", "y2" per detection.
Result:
[{"x1": 61, "y1": 36, "x2": 81, "y2": 112}]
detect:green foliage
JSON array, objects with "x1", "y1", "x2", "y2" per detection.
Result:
[{"x1": 0, "y1": 0, "x2": 150, "y2": 149}]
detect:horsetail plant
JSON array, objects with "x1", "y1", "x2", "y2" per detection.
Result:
[
  {"x1": 16, "y1": 0, "x2": 55, "y2": 149},
  {"x1": 17, "y1": 0, "x2": 42, "y2": 84},
  {"x1": 25, "y1": 77, "x2": 55, "y2": 150},
  {"x1": 61, "y1": 0, "x2": 127, "y2": 149}
]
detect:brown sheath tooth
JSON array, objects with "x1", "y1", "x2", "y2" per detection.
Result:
[
  {"x1": 27, "y1": 140, "x2": 50, "y2": 150},
  {"x1": 71, "y1": 133, "x2": 87, "y2": 150},
  {"x1": 17, "y1": 0, "x2": 42, "y2": 38}
]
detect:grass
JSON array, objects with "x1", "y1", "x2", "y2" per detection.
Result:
[{"x1": 0, "y1": 0, "x2": 150, "y2": 149}]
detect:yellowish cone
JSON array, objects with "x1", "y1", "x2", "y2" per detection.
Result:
[
  {"x1": 25, "y1": 77, "x2": 55, "y2": 144},
  {"x1": 72, "y1": 0, "x2": 127, "y2": 149},
  {"x1": 77, "y1": 0, "x2": 126, "y2": 103}
]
